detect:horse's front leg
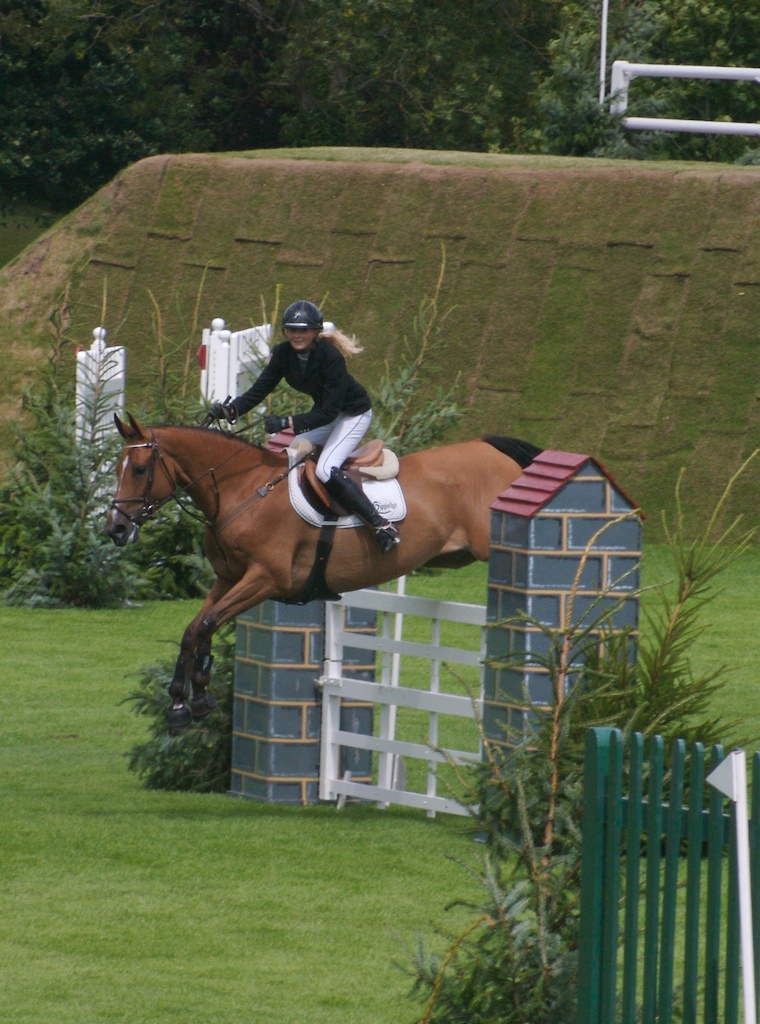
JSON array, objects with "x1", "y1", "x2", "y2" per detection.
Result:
[
  {"x1": 166, "y1": 568, "x2": 280, "y2": 732},
  {"x1": 166, "y1": 577, "x2": 234, "y2": 733}
]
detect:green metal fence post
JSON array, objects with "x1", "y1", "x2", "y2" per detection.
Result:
[
  {"x1": 642, "y1": 733, "x2": 664, "y2": 1024},
  {"x1": 683, "y1": 742, "x2": 705, "y2": 1024},
  {"x1": 621, "y1": 732, "x2": 644, "y2": 1024},
  {"x1": 600, "y1": 728, "x2": 624, "y2": 1024},
  {"x1": 704, "y1": 743, "x2": 725, "y2": 1024},
  {"x1": 577, "y1": 726, "x2": 617, "y2": 1024},
  {"x1": 658, "y1": 738, "x2": 685, "y2": 1024}
]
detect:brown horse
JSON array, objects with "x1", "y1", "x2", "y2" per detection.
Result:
[{"x1": 105, "y1": 414, "x2": 539, "y2": 730}]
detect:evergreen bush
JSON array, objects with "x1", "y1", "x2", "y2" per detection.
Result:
[
  {"x1": 123, "y1": 624, "x2": 234, "y2": 793},
  {"x1": 0, "y1": 364, "x2": 139, "y2": 607},
  {"x1": 0, "y1": 340, "x2": 211, "y2": 606}
]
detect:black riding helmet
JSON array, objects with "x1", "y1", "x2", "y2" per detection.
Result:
[{"x1": 281, "y1": 299, "x2": 323, "y2": 332}]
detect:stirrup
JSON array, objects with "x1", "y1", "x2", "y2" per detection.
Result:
[{"x1": 374, "y1": 522, "x2": 400, "y2": 554}]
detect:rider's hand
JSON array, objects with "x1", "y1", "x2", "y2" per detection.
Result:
[
  {"x1": 209, "y1": 401, "x2": 238, "y2": 424},
  {"x1": 264, "y1": 415, "x2": 289, "y2": 434}
]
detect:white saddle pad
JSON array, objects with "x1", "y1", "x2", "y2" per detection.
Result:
[{"x1": 287, "y1": 450, "x2": 407, "y2": 529}]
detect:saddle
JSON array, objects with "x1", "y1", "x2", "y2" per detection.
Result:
[{"x1": 292, "y1": 437, "x2": 400, "y2": 517}]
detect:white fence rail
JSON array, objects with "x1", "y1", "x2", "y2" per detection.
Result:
[
  {"x1": 610, "y1": 60, "x2": 760, "y2": 136},
  {"x1": 198, "y1": 318, "x2": 272, "y2": 403},
  {"x1": 319, "y1": 584, "x2": 487, "y2": 818}
]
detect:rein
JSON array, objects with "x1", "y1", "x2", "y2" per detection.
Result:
[{"x1": 110, "y1": 430, "x2": 303, "y2": 532}]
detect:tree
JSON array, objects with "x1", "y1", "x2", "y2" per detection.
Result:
[
  {"x1": 0, "y1": 0, "x2": 275, "y2": 209},
  {"x1": 0, "y1": 360, "x2": 139, "y2": 607},
  {"x1": 0, "y1": 0, "x2": 562, "y2": 210},
  {"x1": 262, "y1": 0, "x2": 557, "y2": 153},
  {"x1": 529, "y1": 0, "x2": 760, "y2": 162}
]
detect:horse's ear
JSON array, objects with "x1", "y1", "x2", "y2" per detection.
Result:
[
  {"x1": 114, "y1": 412, "x2": 132, "y2": 440},
  {"x1": 114, "y1": 412, "x2": 146, "y2": 441},
  {"x1": 127, "y1": 412, "x2": 148, "y2": 439}
]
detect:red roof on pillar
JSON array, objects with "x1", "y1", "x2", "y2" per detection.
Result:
[{"x1": 490, "y1": 450, "x2": 640, "y2": 518}]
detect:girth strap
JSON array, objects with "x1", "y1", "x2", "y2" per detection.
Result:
[{"x1": 277, "y1": 515, "x2": 342, "y2": 605}]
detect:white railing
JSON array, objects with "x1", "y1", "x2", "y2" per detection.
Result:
[
  {"x1": 610, "y1": 60, "x2": 760, "y2": 136},
  {"x1": 198, "y1": 318, "x2": 272, "y2": 404},
  {"x1": 75, "y1": 327, "x2": 126, "y2": 444},
  {"x1": 319, "y1": 584, "x2": 487, "y2": 818}
]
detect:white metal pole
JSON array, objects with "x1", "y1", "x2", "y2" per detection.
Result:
[
  {"x1": 599, "y1": 0, "x2": 610, "y2": 103},
  {"x1": 707, "y1": 750, "x2": 757, "y2": 1024},
  {"x1": 734, "y1": 753, "x2": 757, "y2": 1024}
]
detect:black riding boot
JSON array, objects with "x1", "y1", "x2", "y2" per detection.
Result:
[{"x1": 325, "y1": 468, "x2": 400, "y2": 554}]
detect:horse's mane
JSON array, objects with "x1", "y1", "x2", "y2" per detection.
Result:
[{"x1": 157, "y1": 424, "x2": 268, "y2": 451}]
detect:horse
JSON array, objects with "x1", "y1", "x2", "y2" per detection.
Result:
[{"x1": 105, "y1": 414, "x2": 541, "y2": 731}]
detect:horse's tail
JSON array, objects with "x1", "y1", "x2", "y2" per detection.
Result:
[{"x1": 481, "y1": 435, "x2": 543, "y2": 469}]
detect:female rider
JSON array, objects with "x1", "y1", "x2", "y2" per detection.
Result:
[{"x1": 208, "y1": 299, "x2": 400, "y2": 554}]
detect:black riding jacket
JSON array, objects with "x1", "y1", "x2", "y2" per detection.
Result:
[{"x1": 231, "y1": 339, "x2": 371, "y2": 434}]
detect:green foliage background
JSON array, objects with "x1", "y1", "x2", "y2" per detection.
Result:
[{"x1": 5, "y1": 0, "x2": 760, "y2": 214}]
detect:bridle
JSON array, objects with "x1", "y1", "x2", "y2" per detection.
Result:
[
  {"x1": 108, "y1": 434, "x2": 179, "y2": 529},
  {"x1": 109, "y1": 428, "x2": 306, "y2": 533}
]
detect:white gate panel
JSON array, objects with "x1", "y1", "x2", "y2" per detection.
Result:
[
  {"x1": 319, "y1": 584, "x2": 486, "y2": 818},
  {"x1": 610, "y1": 60, "x2": 760, "y2": 136}
]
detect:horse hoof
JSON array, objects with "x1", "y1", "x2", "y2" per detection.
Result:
[
  {"x1": 165, "y1": 703, "x2": 192, "y2": 734},
  {"x1": 190, "y1": 692, "x2": 219, "y2": 720}
]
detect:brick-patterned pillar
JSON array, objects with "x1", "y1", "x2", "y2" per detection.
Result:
[
  {"x1": 230, "y1": 600, "x2": 325, "y2": 805},
  {"x1": 230, "y1": 598, "x2": 376, "y2": 805},
  {"x1": 484, "y1": 451, "x2": 641, "y2": 747}
]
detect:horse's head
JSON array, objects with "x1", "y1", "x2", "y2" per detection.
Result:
[{"x1": 105, "y1": 413, "x2": 175, "y2": 546}]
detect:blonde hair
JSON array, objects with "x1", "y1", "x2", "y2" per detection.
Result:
[{"x1": 319, "y1": 326, "x2": 363, "y2": 358}]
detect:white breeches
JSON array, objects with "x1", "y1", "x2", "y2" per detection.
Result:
[{"x1": 298, "y1": 410, "x2": 373, "y2": 483}]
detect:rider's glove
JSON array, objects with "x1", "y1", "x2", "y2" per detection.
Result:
[
  {"x1": 209, "y1": 401, "x2": 238, "y2": 424},
  {"x1": 264, "y1": 415, "x2": 289, "y2": 434}
]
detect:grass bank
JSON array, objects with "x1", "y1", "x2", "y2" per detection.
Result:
[{"x1": 1, "y1": 149, "x2": 759, "y2": 535}]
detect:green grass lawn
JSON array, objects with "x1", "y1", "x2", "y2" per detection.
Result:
[
  {"x1": 1, "y1": 543, "x2": 759, "y2": 1023},
  {"x1": 0, "y1": 601, "x2": 478, "y2": 1024}
]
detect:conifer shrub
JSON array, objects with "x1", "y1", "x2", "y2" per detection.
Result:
[
  {"x1": 0, "y1": 367, "x2": 138, "y2": 607},
  {"x1": 123, "y1": 624, "x2": 234, "y2": 793},
  {"x1": 0, "y1": 350, "x2": 211, "y2": 607}
]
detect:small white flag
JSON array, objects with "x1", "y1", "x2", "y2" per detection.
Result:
[{"x1": 707, "y1": 750, "x2": 745, "y2": 802}]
